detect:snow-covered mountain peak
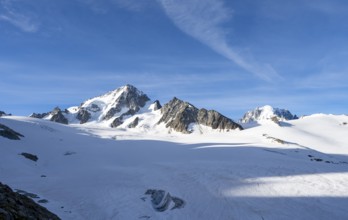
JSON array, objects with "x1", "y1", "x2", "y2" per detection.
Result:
[
  {"x1": 31, "y1": 85, "x2": 152, "y2": 126},
  {"x1": 241, "y1": 105, "x2": 298, "y2": 123}
]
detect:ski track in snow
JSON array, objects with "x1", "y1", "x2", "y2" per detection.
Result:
[{"x1": 1, "y1": 115, "x2": 348, "y2": 219}]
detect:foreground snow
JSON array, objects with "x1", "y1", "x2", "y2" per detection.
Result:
[{"x1": 1, "y1": 114, "x2": 348, "y2": 219}]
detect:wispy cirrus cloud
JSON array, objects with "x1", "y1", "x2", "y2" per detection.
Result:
[
  {"x1": 0, "y1": 0, "x2": 39, "y2": 32},
  {"x1": 158, "y1": 0, "x2": 280, "y2": 82}
]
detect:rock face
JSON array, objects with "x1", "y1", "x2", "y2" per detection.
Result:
[
  {"x1": 240, "y1": 105, "x2": 298, "y2": 123},
  {"x1": 0, "y1": 182, "x2": 60, "y2": 220},
  {"x1": 50, "y1": 107, "x2": 68, "y2": 124},
  {"x1": 30, "y1": 113, "x2": 48, "y2": 119},
  {"x1": 158, "y1": 97, "x2": 243, "y2": 133},
  {"x1": 0, "y1": 111, "x2": 10, "y2": 117},
  {"x1": 128, "y1": 117, "x2": 139, "y2": 128},
  {"x1": 0, "y1": 123, "x2": 24, "y2": 140},
  {"x1": 152, "y1": 100, "x2": 162, "y2": 111},
  {"x1": 76, "y1": 108, "x2": 91, "y2": 124}
]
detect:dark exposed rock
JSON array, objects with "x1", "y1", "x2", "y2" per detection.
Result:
[
  {"x1": 152, "y1": 100, "x2": 162, "y2": 111},
  {"x1": 145, "y1": 189, "x2": 185, "y2": 212},
  {"x1": 158, "y1": 97, "x2": 197, "y2": 134},
  {"x1": 50, "y1": 107, "x2": 68, "y2": 125},
  {"x1": 197, "y1": 108, "x2": 243, "y2": 130},
  {"x1": 158, "y1": 97, "x2": 243, "y2": 133},
  {"x1": 15, "y1": 190, "x2": 39, "y2": 199},
  {"x1": 87, "y1": 104, "x2": 100, "y2": 112},
  {"x1": 128, "y1": 117, "x2": 139, "y2": 128},
  {"x1": 30, "y1": 112, "x2": 49, "y2": 119},
  {"x1": 38, "y1": 199, "x2": 49, "y2": 204},
  {"x1": 0, "y1": 111, "x2": 10, "y2": 117},
  {"x1": 64, "y1": 151, "x2": 76, "y2": 156},
  {"x1": 0, "y1": 123, "x2": 24, "y2": 140},
  {"x1": 0, "y1": 182, "x2": 60, "y2": 220},
  {"x1": 104, "y1": 106, "x2": 122, "y2": 120},
  {"x1": 76, "y1": 108, "x2": 91, "y2": 124},
  {"x1": 111, "y1": 117, "x2": 124, "y2": 128},
  {"x1": 20, "y1": 152, "x2": 38, "y2": 162}
]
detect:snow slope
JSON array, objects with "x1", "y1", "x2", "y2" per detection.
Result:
[{"x1": 1, "y1": 114, "x2": 348, "y2": 219}]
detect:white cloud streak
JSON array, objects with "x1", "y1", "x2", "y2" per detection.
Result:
[
  {"x1": 0, "y1": 0, "x2": 39, "y2": 32},
  {"x1": 158, "y1": 0, "x2": 280, "y2": 81}
]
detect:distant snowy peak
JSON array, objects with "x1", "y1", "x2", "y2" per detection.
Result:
[
  {"x1": 31, "y1": 84, "x2": 154, "y2": 127},
  {"x1": 77, "y1": 84, "x2": 151, "y2": 125},
  {"x1": 240, "y1": 105, "x2": 298, "y2": 123}
]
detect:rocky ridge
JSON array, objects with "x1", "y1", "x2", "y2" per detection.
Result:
[
  {"x1": 30, "y1": 85, "x2": 243, "y2": 133},
  {"x1": 0, "y1": 123, "x2": 24, "y2": 140},
  {"x1": 0, "y1": 182, "x2": 60, "y2": 220},
  {"x1": 158, "y1": 97, "x2": 243, "y2": 133},
  {"x1": 0, "y1": 111, "x2": 11, "y2": 117}
]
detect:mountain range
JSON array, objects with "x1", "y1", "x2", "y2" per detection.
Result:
[
  {"x1": 29, "y1": 84, "x2": 298, "y2": 133},
  {"x1": 1, "y1": 84, "x2": 347, "y2": 220},
  {"x1": 30, "y1": 84, "x2": 243, "y2": 134}
]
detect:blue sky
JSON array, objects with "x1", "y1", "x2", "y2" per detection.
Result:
[{"x1": 1, "y1": 0, "x2": 347, "y2": 120}]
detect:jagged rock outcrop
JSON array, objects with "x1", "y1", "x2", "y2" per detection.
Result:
[
  {"x1": 20, "y1": 152, "x2": 38, "y2": 162},
  {"x1": 111, "y1": 117, "x2": 124, "y2": 128},
  {"x1": 50, "y1": 107, "x2": 68, "y2": 124},
  {"x1": 128, "y1": 117, "x2": 139, "y2": 128},
  {"x1": 0, "y1": 111, "x2": 10, "y2": 117},
  {"x1": 30, "y1": 113, "x2": 48, "y2": 119},
  {"x1": 0, "y1": 182, "x2": 60, "y2": 220},
  {"x1": 240, "y1": 105, "x2": 298, "y2": 123},
  {"x1": 0, "y1": 123, "x2": 24, "y2": 140},
  {"x1": 152, "y1": 100, "x2": 162, "y2": 111},
  {"x1": 76, "y1": 108, "x2": 91, "y2": 124},
  {"x1": 30, "y1": 107, "x2": 68, "y2": 124},
  {"x1": 145, "y1": 189, "x2": 185, "y2": 212},
  {"x1": 158, "y1": 97, "x2": 243, "y2": 133}
]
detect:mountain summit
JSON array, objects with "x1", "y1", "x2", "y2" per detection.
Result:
[
  {"x1": 158, "y1": 97, "x2": 243, "y2": 133},
  {"x1": 31, "y1": 84, "x2": 152, "y2": 127},
  {"x1": 31, "y1": 85, "x2": 242, "y2": 133},
  {"x1": 240, "y1": 105, "x2": 298, "y2": 123}
]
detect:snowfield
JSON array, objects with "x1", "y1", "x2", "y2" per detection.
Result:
[{"x1": 1, "y1": 114, "x2": 348, "y2": 219}]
